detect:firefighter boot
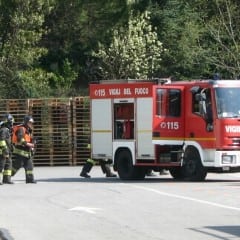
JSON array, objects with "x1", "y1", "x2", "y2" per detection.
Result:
[
  {"x1": 3, "y1": 175, "x2": 14, "y2": 184},
  {"x1": 80, "y1": 162, "x2": 93, "y2": 178},
  {"x1": 100, "y1": 162, "x2": 117, "y2": 178},
  {"x1": 26, "y1": 174, "x2": 37, "y2": 184}
]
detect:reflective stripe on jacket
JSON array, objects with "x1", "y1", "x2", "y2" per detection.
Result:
[
  {"x1": 0, "y1": 140, "x2": 7, "y2": 147},
  {"x1": 13, "y1": 148, "x2": 30, "y2": 158}
]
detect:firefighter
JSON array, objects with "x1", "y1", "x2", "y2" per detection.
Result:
[
  {"x1": 12, "y1": 115, "x2": 37, "y2": 183},
  {"x1": 80, "y1": 143, "x2": 117, "y2": 178},
  {"x1": 0, "y1": 113, "x2": 14, "y2": 184}
]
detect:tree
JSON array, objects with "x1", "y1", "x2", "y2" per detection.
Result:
[
  {"x1": 203, "y1": 0, "x2": 240, "y2": 78},
  {"x1": 0, "y1": 0, "x2": 53, "y2": 98},
  {"x1": 42, "y1": 0, "x2": 132, "y2": 86},
  {"x1": 93, "y1": 11, "x2": 164, "y2": 79},
  {"x1": 149, "y1": 0, "x2": 210, "y2": 80}
]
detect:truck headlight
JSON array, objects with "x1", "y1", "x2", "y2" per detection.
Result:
[{"x1": 221, "y1": 154, "x2": 236, "y2": 164}]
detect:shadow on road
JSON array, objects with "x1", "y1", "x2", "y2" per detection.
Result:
[
  {"x1": 0, "y1": 228, "x2": 14, "y2": 240},
  {"x1": 189, "y1": 225, "x2": 240, "y2": 239},
  {"x1": 37, "y1": 176, "x2": 240, "y2": 184}
]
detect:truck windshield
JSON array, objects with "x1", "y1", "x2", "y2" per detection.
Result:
[{"x1": 215, "y1": 87, "x2": 240, "y2": 118}]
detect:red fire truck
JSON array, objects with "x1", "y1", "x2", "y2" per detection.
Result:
[{"x1": 90, "y1": 79, "x2": 240, "y2": 181}]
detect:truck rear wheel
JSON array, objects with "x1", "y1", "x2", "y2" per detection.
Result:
[
  {"x1": 116, "y1": 150, "x2": 145, "y2": 180},
  {"x1": 182, "y1": 147, "x2": 207, "y2": 181}
]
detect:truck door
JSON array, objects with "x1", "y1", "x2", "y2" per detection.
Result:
[
  {"x1": 186, "y1": 86, "x2": 215, "y2": 149},
  {"x1": 91, "y1": 99, "x2": 112, "y2": 159},
  {"x1": 152, "y1": 85, "x2": 185, "y2": 146},
  {"x1": 136, "y1": 97, "x2": 154, "y2": 159}
]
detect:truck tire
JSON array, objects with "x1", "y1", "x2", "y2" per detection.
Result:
[
  {"x1": 169, "y1": 167, "x2": 183, "y2": 180},
  {"x1": 182, "y1": 147, "x2": 207, "y2": 181},
  {"x1": 133, "y1": 167, "x2": 146, "y2": 180},
  {"x1": 116, "y1": 150, "x2": 145, "y2": 180}
]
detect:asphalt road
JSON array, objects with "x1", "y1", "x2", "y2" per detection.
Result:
[{"x1": 0, "y1": 166, "x2": 240, "y2": 240}]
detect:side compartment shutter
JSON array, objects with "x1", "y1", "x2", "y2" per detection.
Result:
[
  {"x1": 91, "y1": 99, "x2": 112, "y2": 159},
  {"x1": 136, "y1": 98, "x2": 154, "y2": 158}
]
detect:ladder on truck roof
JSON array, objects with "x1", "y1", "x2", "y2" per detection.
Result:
[{"x1": 94, "y1": 78, "x2": 171, "y2": 85}]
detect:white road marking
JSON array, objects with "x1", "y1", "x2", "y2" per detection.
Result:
[
  {"x1": 69, "y1": 206, "x2": 102, "y2": 214},
  {"x1": 132, "y1": 185, "x2": 240, "y2": 212}
]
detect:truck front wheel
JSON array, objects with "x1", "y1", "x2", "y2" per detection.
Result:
[
  {"x1": 116, "y1": 150, "x2": 145, "y2": 180},
  {"x1": 182, "y1": 147, "x2": 207, "y2": 181}
]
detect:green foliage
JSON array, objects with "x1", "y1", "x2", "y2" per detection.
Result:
[
  {"x1": 203, "y1": 0, "x2": 240, "y2": 78},
  {"x1": 18, "y1": 68, "x2": 53, "y2": 98},
  {"x1": 43, "y1": 0, "x2": 130, "y2": 85},
  {"x1": 149, "y1": 1, "x2": 209, "y2": 79},
  {"x1": 93, "y1": 11, "x2": 163, "y2": 79},
  {"x1": 17, "y1": 59, "x2": 77, "y2": 98},
  {"x1": 0, "y1": 0, "x2": 53, "y2": 98},
  {"x1": 1, "y1": 0, "x2": 240, "y2": 99},
  {"x1": 50, "y1": 59, "x2": 77, "y2": 96}
]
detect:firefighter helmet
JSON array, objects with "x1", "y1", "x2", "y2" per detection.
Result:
[
  {"x1": 3, "y1": 113, "x2": 14, "y2": 124},
  {"x1": 24, "y1": 115, "x2": 34, "y2": 125},
  {"x1": 0, "y1": 113, "x2": 14, "y2": 128}
]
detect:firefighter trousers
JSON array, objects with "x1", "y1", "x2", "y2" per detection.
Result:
[
  {"x1": 80, "y1": 159, "x2": 116, "y2": 178},
  {"x1": 0, "y1": 154, "x2": 13, "y2": 184},
  {"x1": 12, "y1": 154, "x2": 36, "y2": 183}
]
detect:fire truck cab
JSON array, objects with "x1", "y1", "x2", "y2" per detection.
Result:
[{"x1": 90, "y1": 79, "x2": 240, "y2": 181}]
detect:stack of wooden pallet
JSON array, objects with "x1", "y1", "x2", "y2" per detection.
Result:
[
  {"x1": 0, "y1": 97, "x2": 90, "y2": 166},
  {"x1": 28, "y1": 98, "x2": 73, "y2": 166},
  {"x1": 72, "y1": 97, "x2": 91, "y2": 165},
  {"x1": 0, "y1": 99, "x2": 28, "y2": 124}
]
